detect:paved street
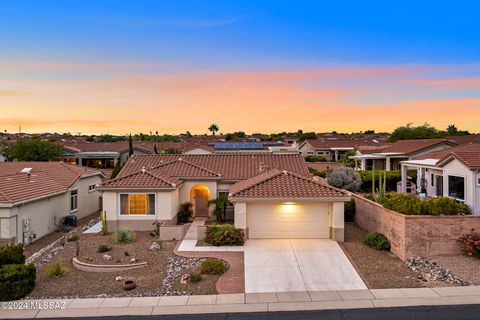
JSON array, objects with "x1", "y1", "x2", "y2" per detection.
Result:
[{"x1": 37, "y1": 304, "x2": 480, "y2": 320}]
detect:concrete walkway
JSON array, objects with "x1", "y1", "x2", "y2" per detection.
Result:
[
  {"x1": 3, "y1": 286, "x2": 480, "y2": 318},
  {"x1": 83, "y1": 221, "x2": 101, "y2": 234}
]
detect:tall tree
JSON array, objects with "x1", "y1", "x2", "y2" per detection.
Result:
[
  {"x1": 5, "y1": 140, "x2": 64, "y2": 161},
  {"x1": 128, "y1": 134, "x2": 134, "y2": 157},
  {"x1": 208, "y1": 123, "x2": 219, "y2": 136},
  {"x1": 388, "y1": 123, "x2": 443, "y2": 142}
]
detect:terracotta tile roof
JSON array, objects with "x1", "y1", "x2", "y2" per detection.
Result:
[
  {"x1": 379, "y1": 139, "x2": 456, "y2": 155},
  {"x1": 156, "y1": 141, "x2": 210, "y2": 152},
  {"x1": 229, "y1": 169, "x2": 349, "y2": 199},
  {"x1": 0, "y1": 162, "x2": 102, "y2": 188},
  {"x1": 356, "y1": 144, "x2": 391, "y2": 153},
  {"x1": 436, "y1": 143, "x2": 480, "y2": 169},
  {"x1": 118, "y1": 154, "x2": 310, "y2": 181},
  {"x1": 307, "y1": 162, "x2": 344, "y2": 172},
  {"x1": 58, "y1": 141, "x2": 156, "y2": 154},
  {"x1": 181, "y1": 144, "x2": 215, "y2": 154},
  {"x1": 148, "y1": 158, "x2": 221, "y2": 179},
  {"x1": 446, "y1": 135, "x2": 480, "y2": 145},
  {"x1": 0, "y1": 171, "x2": 67, "y2": 204},
  {"x1": 304, "y1": 139, "x2": 385, "y2": 149},
  {"x1": 99, "y1": 169, "x2": 180, "y2": 190}
]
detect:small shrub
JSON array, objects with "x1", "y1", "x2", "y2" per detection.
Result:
[
  {"x1": 114, "y1": 229, "x2": 136, "y2": 244},
  {"x1": 47, "y1": 261, "x2": 69, "y2": 279},
  {"x1": 458, "y1": 230, "x2": 480, "y2": 258},
  {"x1": 204, "y1": 225, "x2": 245, "y2": 246},
  {"x1": 318, "y1": 169, "x2": 333, "y2": 178},
  {"x1": 177, "y1": 202, "x2": 193, "y2": 224},
  {"x1": 381, "y1": 193, "x2": 422, "y2": 215},
  {"x1": 0, "y1": 244, "x2": 25, "y2": 267},
  {"x1": 189, "y1": 271, "x2": 202, "y2": 283},
  {"x1": 67, "y1": 235, "x2": 80, "y2": 242},
  {"x1": 305, "y1": 155, "x2": 327, "y2": 162},
  {"x1": 97, "y1": 245, "x2": 111, "y2": 253},
  {"x1": 327, "y1": 167, "x2": 362, "y2": 192},
  {"x1": 0, "y1": 264, "x2": 36, "y2": 301},
  {"x1": 364, "y1": 232, "x2": 391, "y2": 251},
  {"x1": 421, "y1": 197, "x2": 470, "y2": 216},
  {"x1": 344, "y1": 199, "x2": 356, "y2": 222},
  {"x1": 200, "y1": 258, "x2": 226, "y2": 274}
]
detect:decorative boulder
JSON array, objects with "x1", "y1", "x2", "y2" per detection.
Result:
[
  {"x1": 149, "y1": 242, "x2": 161, "y2": 251},
  {"x1": 103, "y1": 254, "x2": 112, "y2": 261},
  {"x1": 180, "y1": 274, "x2": 190, "y2": 284}
]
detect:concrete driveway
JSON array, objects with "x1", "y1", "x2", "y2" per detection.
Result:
[{"x1": 244, "y1": 239, "x2": 366, "y2": 293}]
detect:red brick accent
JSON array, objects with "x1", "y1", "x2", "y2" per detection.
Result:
[
  {"x1": 353, "y1": 194, "x2": 480, "y2": 260},
  {"x1": 174, "y1": 245, "x2": 245, "y2": 294}
]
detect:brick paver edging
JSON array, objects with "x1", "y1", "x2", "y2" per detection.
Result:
[
  {"x1": 173, "y1": 242, "x2": 245, "y2": 294},
  {"x1": 2, "y1": 287, "x2": 480, "y2": 318}
]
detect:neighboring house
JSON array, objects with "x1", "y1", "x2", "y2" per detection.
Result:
[
  {"x1": 0, "y1": 162, "x2": 104, "y2": 245},
  {"x1": 181, "y1": 144, "x2": 215, "y2": 155},
  {"x1": 306, "y1": 162, "x2": 344, "y2": 172},
  {"x1": 351, "y1": 139, "x2": 457, "y2": 171},
  {"x1": 400, "y1": 143, "x2": 480, "y2": 215},
  {"x1": 299, "y1": 139, "x2": 387, "y2": 161},
  {"x1": 59, "y1": 141, "x2": 156, "y2": 169},
  {"x1": 207, "y1": 141, "x2": 286, "y2": 152},
  {"x1": 99, "y1": 154, "x2": 350, "y2": 241},
  {"x1": 267, "y1": 141, "x2": 300, "y2": 154}
]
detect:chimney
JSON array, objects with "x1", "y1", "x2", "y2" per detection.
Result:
[{"x1": 141, "y1": 166, "x2": 146, "y2": 173}]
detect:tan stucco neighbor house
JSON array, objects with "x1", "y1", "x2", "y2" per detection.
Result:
[
  {"x1": 99, "y1": 154, "x2": 350, "y2": 241},
  {"x1": 0, "y1": 162, "x2": 104, "y2": 245}
]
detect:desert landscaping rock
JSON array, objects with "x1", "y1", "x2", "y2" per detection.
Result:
[{"x1": 406, "y1": 257, "x2": 470, "y2": 286}]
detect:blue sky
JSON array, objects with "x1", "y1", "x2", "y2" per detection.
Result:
[{"x1": 0, "y1": 1, "x2": 479, "y2": 134}]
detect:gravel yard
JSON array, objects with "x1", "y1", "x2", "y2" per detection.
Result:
[
  {"x1": 430, "y1": 255, "x2": 480, "y2": 286},
  {"x1": 27, "y1": 232, "x2": 218, "y2": 299},
  {"x1": 341, "y1": 223, "x2": 447, "y2": 289}
]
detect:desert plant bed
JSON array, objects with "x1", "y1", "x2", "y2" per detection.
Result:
[
  {"x1": 340, "y1": 223, "x2": 460, "y2": 289},
  {"x1": 27, "y1": 232, "x2": 218, "y2": 299}
]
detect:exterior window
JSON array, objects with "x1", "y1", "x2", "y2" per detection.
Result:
[
  {"x1": 477, "y1": 176, "x2": 480, "y2": 186},
  {"x1": 88, "y1": 184, "x2": 96, "y2": 192},
  {"x1": 70, "y1": 190, "x2": 78, "y2": 212},
  {"x1": 307, "y1": 151, "x2": 314, "y2": 155},
  {"x1": 120, "y1": 194, "x2": 155, "y2": 215},
  {"x1": 448, "y1": 176, "x2": 465, "y2": 200},
  {"x1": 431, "y1": 174, "x2": 435, "y2": 187}
]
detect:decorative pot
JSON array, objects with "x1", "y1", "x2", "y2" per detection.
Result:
[{"x1": 123, "y1": 280, "x2": 136, "y2": 291}]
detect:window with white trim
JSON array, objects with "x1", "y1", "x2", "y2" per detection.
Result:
[
  {"x1": 120, "y1": 194, "x2": 155, "y2": 215},
  {"x1": 88, "y1": 184, "x2": 96, "y2": 192},
  {"x1": 70, "y1": 190, "x2": 78, "y2": 212}
]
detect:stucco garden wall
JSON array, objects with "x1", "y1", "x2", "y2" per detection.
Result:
[{"x1": 353, "y1": 193, "x2": 480, "y2": 260}]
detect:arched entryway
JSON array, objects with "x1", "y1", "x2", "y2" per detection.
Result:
[{"x1": 190, "y1": 184, "x2": 211, "y2": 217}]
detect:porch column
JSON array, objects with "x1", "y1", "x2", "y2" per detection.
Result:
[
  {"x1": 331, "y1": 202, "x2": 344, "y2": 242},
  {"x1": 386, "y1": 157, "x2": 391, "y2": 171},
  {"x1": 401, "y1": 164, "x2": 408, "y2": 193},
  {"x1": 360, "y1": 159, "x2": 366, "y2": 170},
  {"x1": 334, "y1": 150, "x2": 339, "y2": 161}
]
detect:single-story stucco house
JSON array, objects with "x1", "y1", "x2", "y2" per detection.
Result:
[
  {"x1": 400, "y1": 143, "x2": 480, "y2": 215},
  {"x1": 99, "y1": 154, "x2": 350, "y2": 241},
  {"x1": 0, "y1": 162, "x2": 104, "y2": 245}
]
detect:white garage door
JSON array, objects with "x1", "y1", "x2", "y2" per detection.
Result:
[{"x1": 247, "y1": 202, "x2": 330, "y2": 239}]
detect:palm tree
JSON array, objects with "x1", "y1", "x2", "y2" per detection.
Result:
[
  {"x1": 208, "y1": 124, "x2": 219, "y2": 136},
  {"x1": 208, "y1": 195, "x2": 229, "y2": 222}
]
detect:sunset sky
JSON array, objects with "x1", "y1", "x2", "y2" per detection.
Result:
[{"x1": 0, "y1": 1, "x2": 479, "y2": 135}]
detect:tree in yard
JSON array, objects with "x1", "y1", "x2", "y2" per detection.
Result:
[
  {"x1": 327, "y1": 167, "x2": 362, "y2": 192},
  {"x1": 128, "y1": 134, "x2": 134, "y2": 157},
  {"x1": 110, "y1": 161, "x2": 123, "y2": 179},
  {"x1": 208, "y1": 124, "x2": 219, "y2": 136},
  {"x1": 388, "y1": 123, "x2": 443, "y2": 142},
  {"x1": 5, "y1": 139, "x2": 64, "y2": 161},
  {"x1": 446, "y1": 124, "x2": 469, "y2": 136},
  {"x1": 208, "y1": 194, "x2": 230, "y2": 222},
  {"x1": 340, "y1": 150, "x2": 356, "y2": 168}
]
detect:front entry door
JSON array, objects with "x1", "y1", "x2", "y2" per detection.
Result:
[{"x1": 194, "y1": 189, "x2": 209, "y2": 217}]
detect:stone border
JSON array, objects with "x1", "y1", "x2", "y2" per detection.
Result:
[
  {"x1": 72, "y1": 257, "x2": 148, "y2": 273},
  {"x1": 3, "y1": 286, "x2": 480, "y2": 318}
]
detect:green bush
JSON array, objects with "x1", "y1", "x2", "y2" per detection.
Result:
[
  {"x1": 0, "y1": 244, "x2": 25, "y2": 267},
  {"x1": 420, "y1": 197, "x2": 470, "y2": 216},
  {"x1": 381, "y1": 193, "x2": 423, "y2": 215},
  {"x1": 200, "y1": 258, "x2": 226, "y2": 274},
  {"x1": 189, "y1": 271, "x2": 202, "y2": 283},
  {"x1": 364, "y1": 232, "x2": 391, "y2": 251},
  {"x1": 381, "y1": 193, "x2": 471, "y2": 216},
  {"x1": 344, "y1": 199, "x2": 356, "y2": 222},
  {"x1": 114, "y1": 229, "x2": 136, "y2": 244},
  {"x1": 0, "y1": 264, "x2": 36, "y2": 301},
  {"x1": 47, "y1": 261, "x2": 69, "y2": 279},
  {"x1": 358, "y1": 170, "x2": 417, "y2": 193},
  {"x1": 305, "y1": 155, "x2": 327, "y2": 162},
  {"x1": 67, "y1": 235, "x2": 80, "y2": 242},
  {"x1": 177, "y1": 202, "x2": 193, "y2": 224},
  {"x1": 97, "y1": 245, "x2": 111, "y2": 253},
  {"x1": 204, "y1": 225, "x2": 245, "y2": 246}
]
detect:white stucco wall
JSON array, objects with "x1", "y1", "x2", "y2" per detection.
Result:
[
  {"x1": 441, "y1": 159, "x2": 477, "y2": 215},
  {"x1": 71, "y1": 175, "x2": 103, "y2": 219}
]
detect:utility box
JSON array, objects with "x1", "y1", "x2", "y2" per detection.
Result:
[{"x1": 63, "y1": 215, "x2": 78, "y2": 228}]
